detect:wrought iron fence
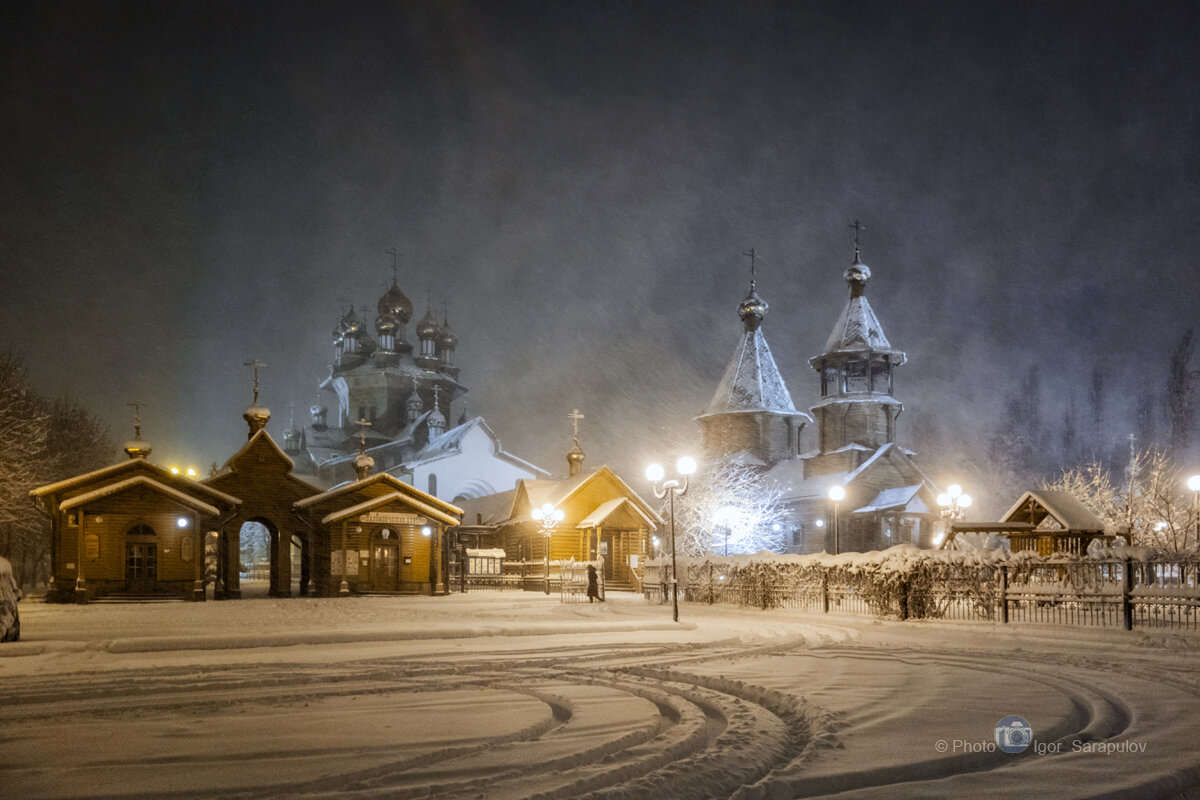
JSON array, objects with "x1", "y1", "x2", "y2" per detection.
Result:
[{"x1": 643, "y1": 555, "x2": 1200, "y2": 632}]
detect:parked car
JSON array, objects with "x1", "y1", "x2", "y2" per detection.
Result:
[{"x1": 0, "y1": 556, "x2": 20, "y2": 642}]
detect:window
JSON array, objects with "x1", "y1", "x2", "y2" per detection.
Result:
[
  {"x1": 428, "y1": 473, "x2": 437, "y2": 497},
  {"x1": 845, "y1": 360, "x2": 868, "y2": 393}
]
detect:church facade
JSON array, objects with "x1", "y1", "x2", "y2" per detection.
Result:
[
  {"x1": 701, "y1": 240, "x2": 939, "y2": 554},
  {"x1": 284, "y1": 271, "x2": 546, "y2": 498}
]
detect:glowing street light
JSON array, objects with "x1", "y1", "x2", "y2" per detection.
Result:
[
  {"x1": 827, "y1": 485, "x2": 845, "y2": 554},
  {"x1": 646, "y1": 455, "x2": 697, "y2": 622},
  {"x1": 936, "y1": 483, "x2": 973, "y2": 547},
  {"x1": 531, "y1": 502, "x2": 564, "y2": 595}
]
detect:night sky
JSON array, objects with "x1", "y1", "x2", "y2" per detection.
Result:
[{"x1": 2, "y1": 1, "x2": 1198, "y2": 492}]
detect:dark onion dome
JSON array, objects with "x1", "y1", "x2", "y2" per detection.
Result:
[
  {"x1": 845, "y1": 261, "x2": 871, "y2": 298},
  {"x1": 737, "y1": 288, "x2": 768, "y2": 332},
  {"x1": 331, "y1": 324, "x2": 344, "y2": 344},
  {"x1": 427, "y1": 404, "x2": 447, "y2": 428},
  {"x1": 416, "y1": 306, "x2": 441, "y2": 340},
  {"x1": 310, "y1": 401, "x2": 326, "y2": 418},
  {"x1": 377, "y1": 281, "x2": 413, "y2": 324},
  {"x1": 438, "y1": 318, "x2": 458, "y2": 350},
  {"x1": 342, "y1": 308, "x2": 363, "y2": 337}
]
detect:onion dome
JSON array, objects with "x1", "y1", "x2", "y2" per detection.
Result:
[
  {"x1": 845, "y1": 261, "x2": 871, "y2": 298},
  {"x1": 342, "y1": 308, "x2": 363, "y2": 337},
  {"x1": 566, "y1": 440, "x2": 585, "y2": 477},
  {"x1": 737, "y1": 288, "x2": 768, "y2": 332},
  {"x1": 310, "y1": 401, "x2": 326, "y2": 419},
  {"x1": 353, "y1": 452, "x2": 375, "y2": 480},
  {"x1": 427, "y1": 403, "x2": 447, "y2": 428},
  {"x1": 331, "y1": 324, "x2": 344, "y2": 345},
  {"x1": 416, "y1": 306, "x2": 440, "y2": 340},
  {"x1": 377, "y1": 282, "x2": 413, "y2": 324},
  {"x1": 438, "y1": 318, "x2": 458, "y2": 350},
  {"x1": 243, "y1": 405, "x2": 271, "y2": 437},
  {"x1": 375, "y1": 314, "x2": 399, "y2": 337},
  {"x1": 124, "y1": 439, "x2": 152, "y2": 460}
]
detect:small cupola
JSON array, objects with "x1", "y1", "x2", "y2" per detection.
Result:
[{"x1": 123, "y1": 400, "x2": 152, "y2": 460}]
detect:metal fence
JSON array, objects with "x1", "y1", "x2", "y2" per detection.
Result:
[{"x1": 643, "y1": 555, "x2": 1200, "y2": 632}]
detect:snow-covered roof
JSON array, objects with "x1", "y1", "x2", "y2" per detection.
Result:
[
  {"x1": 465, "y1": 548, "x2": 506, "y2": 558},
  {"x1": 576, "y1": 497, "x2": 658, "y2": 529},
  {"x1": 821, "y1": 294, "x2": 899, "y2": 355},
  {"x1": 1000, "y1": 490, "x2": 1105, "y2": 532},
  {"x1": 60, "y1": 476, "x2": 226, "y2": 516},
  {"x1": 853, "y1": 484, "x2": 925, "y2": 514},
  {"x1": 698, "y1": 328, "x2": 808, "y2": 420},
  {"x1": 319, "y1": 490, "x2": 461, "y2": 527},
  {"x1": 403, "y1": 417, "x2": 549, "y2": 477},
  {"x1": 296, "y1": 471, "x2": 463, "y2": 518}
]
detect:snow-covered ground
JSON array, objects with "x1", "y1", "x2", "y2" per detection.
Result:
[{"x1": 2, "y1": 591, "x2": 1199, "y2": 799}]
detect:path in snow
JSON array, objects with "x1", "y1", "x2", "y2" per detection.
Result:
[{"x1": 1, "y1": 594, "x2": 1198, "y2": 799}]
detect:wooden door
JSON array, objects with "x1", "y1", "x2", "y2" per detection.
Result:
[
  {"x1": 125, "y1": 543, "x2": 156, "y2": 593},
  {"x1": 600, "y1": 532, "x2": 615, "y2": 581},
  {"x1": 373, "y1": 542, "x2": 399, "y2": 591}
]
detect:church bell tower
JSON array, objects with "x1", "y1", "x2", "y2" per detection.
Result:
[{"x1": 804, "y1": 225, "x2": 906, "y2": 477}]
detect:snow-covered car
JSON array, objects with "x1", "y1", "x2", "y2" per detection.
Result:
[{"x1": 0, "y1": 556, "x2": 20, "y2": 642}]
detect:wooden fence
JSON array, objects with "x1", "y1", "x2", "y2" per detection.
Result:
[{"x1": 643, "y1": 556, "x2": 1200, "y2": 632}]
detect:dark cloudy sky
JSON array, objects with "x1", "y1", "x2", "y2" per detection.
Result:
[{"x1": 2, "y1": 0, "x2": 1198, "y2": 486}]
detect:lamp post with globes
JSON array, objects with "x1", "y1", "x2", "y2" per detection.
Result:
[
  {"x1": 646, "y1": 456, "x2": 697, "y2": 623},
  {"x1": 936, "y1": 484, "x2": 973, "y2": 547},
  {"x1": 1188, "y1": 474, "x2": 1200, "y2": 549},
  {"x1": 827, "y1": 485, "x2": 845, "y2": 554},
  {"x1": 531, "y1": 502, "x2": 564, "y2": 595}
]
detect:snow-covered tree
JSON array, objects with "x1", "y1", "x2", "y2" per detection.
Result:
[
  {"x1": 1044, "y1": 448, "x2": 1199, "y2": 553},
  {"x1": 665, "y1": 460, "x2": 789, "y2": 556},
  {"x1": 0, "y1": 351, "x2": 114, "y2": 586}
]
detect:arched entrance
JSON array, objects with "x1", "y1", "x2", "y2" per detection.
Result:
[{"x1": 371, "y1": 528, "x2": 400, "y2": 592}]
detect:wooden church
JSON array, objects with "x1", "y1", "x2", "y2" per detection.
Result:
[
  {"x1": 455, "y1": 425, "x2": 662, "y2": 590},
  {"x1": 700, "y1": 237, "x2": 940, "y2": 554},
  {"x1": 32, "y1": 386, "x2": 461, "y2": 602}
]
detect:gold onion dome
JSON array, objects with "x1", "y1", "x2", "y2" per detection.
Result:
[
  {"x1": 737, "y1": 288, "x2": 768, "y2": 332},
  {"x1": 845, "y1": 261, "x2": 871, "y2": 298},
  {"x1": 243, "y1": 405, "x2": 271, "y2": 426},
  {"x1": 124, "y1": 439, "x2": 152, "y2": 459},
  {"x1": 416, "y1": 306, "x2": 440, "y2": 340},
  {"x1": 375, "y1": 314, "x2": 399, "y2": 336},
  {"x1": 438, "y1": 318, "x2": 457, "y2": 350},
  {"x1": 377, "y1": 281, "x2": 413, "y2": 324}
]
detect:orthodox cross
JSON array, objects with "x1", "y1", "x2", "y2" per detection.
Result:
[
  {"x1": 742, "y1": 248, "x2": 758, "y2": 292},
  {"x1": 386, "y1": 247, "x2": 400, "y2": 283},
  {"x1": 568, "y1": 408, "x2": 585, "y2": 443},
  {"x1": 849, "y1": 219, "x2": 866, "y2": 261},
  {"x1": 243, "y1": 359, "x2": 267, "y2": 405},
  {"x1": 127, "y1": 399, "x2": 145, "y2": 440},
  {"x1": 355, "y1": 417, "x2": 372, "y2": 453}
]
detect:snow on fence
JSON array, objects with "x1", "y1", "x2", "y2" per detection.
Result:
[{"x1": 643, "y1": 545, "x2": 1200, "y2": 631}]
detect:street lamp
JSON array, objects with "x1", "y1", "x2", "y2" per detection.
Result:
[
  {"x1": 646, "y1": 455, "x2": 697, "y2": 622},
  {"x1": 531, "y1": 502, "x2": 564, "y2": 595},
  {"x1": 827, "y1": 485, "x2": 845, "y2": 554},
  {"x1": 1187, "y1": 474, "x2": 1200, "y2": 548},
  {"x1": 714, "y1": 505, "x2": 737, "y2": 556},
  {"x1": 936, "y1": 483, "x2": 973, "y2": 547}
]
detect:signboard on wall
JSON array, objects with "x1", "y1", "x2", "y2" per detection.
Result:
[
  {"x1": 361, "y1": 512, "x2": 425, "y2": 525},
  {"x1": 331, "y1": 550, "x2": 360, "y2": 576}
]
